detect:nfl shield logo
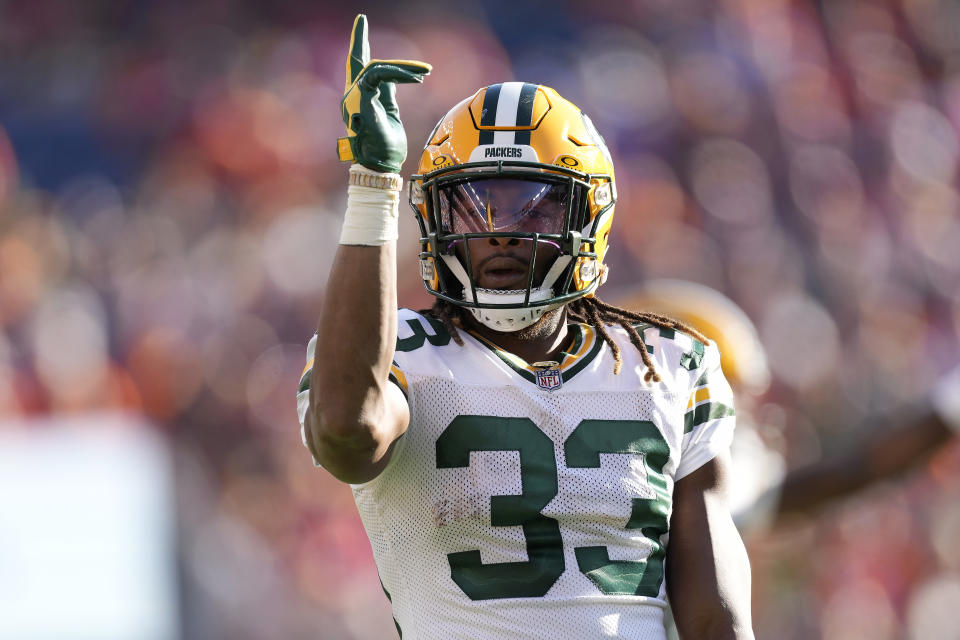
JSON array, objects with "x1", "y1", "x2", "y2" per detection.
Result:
[{"x1": 535, "y1": 368, "x2": 563, "y2": 392}]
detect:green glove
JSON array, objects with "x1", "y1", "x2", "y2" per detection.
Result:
[{"x1": 337, "y1": 14, "x2": 432, "y2": 174}]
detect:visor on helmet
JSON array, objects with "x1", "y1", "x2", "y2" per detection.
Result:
[{"x1": 437, "y1": 178, "x2": 575, "y2": 237}]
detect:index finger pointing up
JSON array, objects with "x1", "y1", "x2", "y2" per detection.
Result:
[{"x1": 345, "y1": 14, "x2": 370, "y2": 92}]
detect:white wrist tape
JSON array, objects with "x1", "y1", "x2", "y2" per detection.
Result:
[
  {"x1": 932, "y1": 364, "x2": 960, "y2": 434},
  {"x1": 339, "y1": 165, "x2": 403, "y2": 246}
]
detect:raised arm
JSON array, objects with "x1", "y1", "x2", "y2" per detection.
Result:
[
  {"x1": 667, "y1": 451, "x2": 755, "y2": 640},
  {"x1": 775, "y1": 373, "x2": 960, "y2": 521},
  {"x1": 303, "y1": 15, "x2": 430, "y2": 484}
]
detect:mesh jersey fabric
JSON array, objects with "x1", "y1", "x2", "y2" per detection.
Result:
[{"x1": 297, "y1": 308, "x2": 737, "y2": 640}]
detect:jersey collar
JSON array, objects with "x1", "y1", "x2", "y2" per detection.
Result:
[{"x1": 464, "y1": 322, "x2": 604, "y2": 387}]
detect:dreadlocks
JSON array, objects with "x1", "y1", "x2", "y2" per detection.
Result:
[{"x1": 422, "y1": 296, "x2": 709, "y2": 383}]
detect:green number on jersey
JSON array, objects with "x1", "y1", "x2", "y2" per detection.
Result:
[
  {"x1": 435, "y1": 416, "x2": 670, "y2": 600},
  {"x1": 396, "y1": 317, "x2": 451, "y2": 352},
  {"x1": 564, "y1": 420, "x2": 670, "y2": 597},
  {"x1": 435, "y1": 416, "x2": 565, "y2": 600}
]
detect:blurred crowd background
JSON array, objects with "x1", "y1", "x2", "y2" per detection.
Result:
[{"x1": 0, "y1": 0, "x2": 959, "y2": 638}]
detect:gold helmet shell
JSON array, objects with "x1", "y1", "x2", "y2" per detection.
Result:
[{"x1": 409, "y1": 83, "x2": 616, "y2": 330}]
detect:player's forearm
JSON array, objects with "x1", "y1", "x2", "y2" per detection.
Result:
[
  {"x1": 670, "y1": 509, "x2": 754, "y2": 639},
  {"x1": 310, "y1": 242, "x2": 398, "y2": 444},
  {"x1": 668, "y1": 455, "x2": 755, "y2": 639},
  {"x1": 697, "y1": 516, "x2": 755, "y2": 640}
]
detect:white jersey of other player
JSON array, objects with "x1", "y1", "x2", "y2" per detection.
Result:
[{"x1": 298, "y1": 308, "x2": 736, "y2": 640}]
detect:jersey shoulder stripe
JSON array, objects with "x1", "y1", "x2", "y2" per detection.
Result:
[
  {"x1": 627, "y1": 323, "x2": 735, "y2": 433},
  {"x1": 388, "y1": 361, "x2": 409, "y2": 396},
  {"x1": 298, "y1": 335, "x2": 318, "y2": 396},
  {"x1": 682, "y1": 350, "x2": 735, "y2": 432},
  {"x1": 299, "y1": 357, "x2": 314, "y2": 393}
]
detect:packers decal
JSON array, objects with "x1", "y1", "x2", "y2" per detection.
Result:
[
  {"x1": 468, "y1": 144, "x2": 539, "y2": 163},
  {"x1": 483, "y1": 147, "x2": 522, "y2": 158},
  {"x1": 553, "y1": 154, "x2": 583, "y2": 170}
]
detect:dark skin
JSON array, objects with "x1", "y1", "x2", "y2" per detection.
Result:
[
  {"x1": 306, "y1": 231, "x2": 754, "y2": 638},
  {"x1": 669, "y1": 451, "x2": 755, "y2": 639},
  {"x1": 456, "y1": 235, "x2": 572, "y2": 364},
  {"x1": 305, "y1": 243, "x2": 408, "y2": 484}
]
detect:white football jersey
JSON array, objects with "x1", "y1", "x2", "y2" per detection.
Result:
[{"x1": 297, "y1": 308, "x2": 736, "y2": 640}]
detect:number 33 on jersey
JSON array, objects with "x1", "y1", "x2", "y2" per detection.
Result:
[{"x1": 297, "y1": 309, "x2": 736, "y2": 640}]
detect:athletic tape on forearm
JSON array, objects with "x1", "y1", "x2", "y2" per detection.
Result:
[
  {"x1": 339, "y1": 165, "x2": 402, "y2": 246},
  {"x1": 932, "y1": 364, "x2": 960, "y2": 434}
]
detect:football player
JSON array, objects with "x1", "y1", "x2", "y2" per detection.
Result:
[
  {"x1": 297, "y1": 15, "x2": 754, "y2": 640},
  {"x1": 611, "y1": 279, "x2": 960, "y2": 531}
]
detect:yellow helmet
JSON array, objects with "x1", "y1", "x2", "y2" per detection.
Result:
[
  {"x1": 609, "y1": 279, "x2": 771, "y2": 395},
  {"x1": 408, "y1": 83, "x2": 616, "y2": 331}
]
